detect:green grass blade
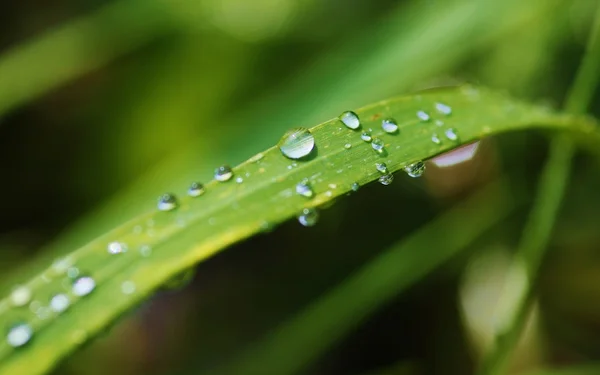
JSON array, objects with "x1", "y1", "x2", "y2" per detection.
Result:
[
  {"x1": 477, "y1": 5, "x2": 600, "y2": 375},
  {"x1": 0, "y1": 87, "x2": 597, "y2": 375},
  {"x1": 221, "y1": 179, "x2": 517, "y2": 375}
]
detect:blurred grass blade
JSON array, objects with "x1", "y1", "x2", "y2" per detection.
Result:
[
  {"x1": 524, "y1": 364, "x2": 600, "y2": 375},
  {"x1": 478, "y1": 4, "x2": 600, "y2": 375},
  {"x1": 0, "y1": 87, "x2": 597, "y2": 375},
  {"x1": 222, "y1": 180, "x2": 517, "y2": 375}
]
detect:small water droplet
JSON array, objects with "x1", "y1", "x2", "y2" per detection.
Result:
[
  {"x1": 445, "y1": 128, "x2": 459, "y2": 141},
  {"x1": 6, "y1": 323, "x2": 32, "y2": 347},
  {"x1": 296, "y1": 180, "x2": 314, "y2": 198},
  {"x1": 361, "y1": 132, "x2": 372, "y2": 142},
  {"x1": 435, "y1": 120, "x2": 444, "y2": 127},
  {"x1": 376, "y1": 162, "x2": 388, "y2": 174},
  {"x1": 52, "y1": 257, "x2": 73, "y2": 274},
  {"x1": 371, "y1": 138, "x2": 385, "y2": 152},
  {"x1": 404, "y1": 161, "x2": 426, "y2": 178},
  {"x1": 188, "y1": 182, "x2": 205, "y2": 197},
  {"x1": 214, "y1": 165, "x2": 234, "y2": 182},
  {"x1": 36, "y1": 306, "x2": 51, "y2": 320},
  {"x1": 10, "y1": 286, "x2": 32, "y2": 307},
  {"x1": 139, "y1": 245, "x2": 152, "y2": 257},
  {"x1": 278, "y1": 128, "x2": 315, "y2": 159},
  {"x1": 50, "y1": 294, "x2": 70, "y2": 313},
  {"x1": 248, "y1": 152, "x2": 265, "y2": 163},
  {"x1": 344, "y1": 143, "x2": 352, "y2": 149},
  {"x1": 298, "y1": 208, "x2": 319, "y2": 227},
  {"x1": 67, "y1": 267, "x2": 80, "y2": 279},
  {"x1": 381, "y1": 118, "x2": 399, "y2": 133},
  {"x1": 235, "y1": 176, "x2": 244, "y2": 184},
  {"x1": 72, "y1": 276, "x2": 95, "y2": 297},
  {"x1": 417, "y1": 111, "x2": 430, "y2": 122},
  {"x1": 435, "y1": 102, "x2": 452, "y2": 115},
  {"x1": 121, "y1": 281, "x2": 136, "y2": 295},
  {"x1": 378, "y1": 174, "x2": 394, "y2": 185},
  {"x1": 431, "y1": 134, "x2": 441, "y2": 144},
  {"x1": 157, "y1": 193, "x2": 178, "y2": 211},
  {"x1": 107, "y1": 241, "x2": 127, "y2": 255},
  {"x1": 340, "y1": 111, "x2": 360, "y2": 130},
  {"x1": 351, "y1": 182, "x2": 360, "y2": 191}
]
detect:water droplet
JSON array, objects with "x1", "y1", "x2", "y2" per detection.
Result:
[
  {"x1": 10, "y1": 286, "x2": 31, "y2": 307},
  {"x1": 378, "y1": 174, "x2": 394, "y2": 185},
  {"x1": 298, "y1": 208, "x2": 319, "y2": 227},
  {"x1": 50, "y1": 294, "x2": 70, "y2": 313},
  {"x1": 235, "y1": 176, "x2": 244, "y2": 184},
  {"x1": 417, "y1": 111, "x2": 430, "y2": 122},
  {"x1": 139, "y1": 245, "x2": 152, "y2": 257},
  {"x1": 188, "y1": 182, "x2": 205, "y2": 197},
  {"x1": 375, "y1": 162, "x2": 388, "y2": 174},
  {"x1": 351, "y1": 182, "x2": 360, "y2": 191},
  {"x1": 52, "y1": 257, "x2": 73, "y2": 274},
  {"x1": 431, "y1": 134, "x2": 441, "y2": 144},
  {"x1": 157, "y1": 193, "x2": 178, "y2": 211},
  {"x1": 278, "y1": 128, "x2": 315, "y2": 159},
  {"x1": 344, "y1": 143, "x2": 352, "y2": 149},
  {"x1": 296, "y1": 180, "x2": 314, "y2": 198},
  {"x1": 7, "y1": 323, "x2": 32, "y2": 347},
  {"x1": 72, "y1": 276, "x2": 95, "y2": 297},
  {"x1": 67, "y1": 267, "x2": 79, "y2": 279},
  {"x1": 215, "y1": 165, "x2": 234, "y2": 182},
  {"x1": 381, "y1": 118, "x2": 399, "y2": 133},
  {"x1": 107, "y1": 241, "x2": 127, "y2": 255},
  {"x1": 371, "y1": 138, "x2": 385, "y2": 152},
  {"x1": 248, "y1": 152, "x2": 264, "y2": 163},
  {"x1": 35, "y1": 306, "x2": 51, "y2": 320},
  {"x1": 435, "y1": 102, "x2": 452, "y2": 115},
  {"x1": 445, "y1": 128, "x2": 459, "y2": 141},
  {"x1": 121, "y1": 281, "x2": 136, "y2": 295},
  {"x1": 340, "y1": 111, "x2": 360, "y2": 130},
  {"x1": 361, "y1": 132, "x2": 372, "y2": 142},
  {"x1": 435, "y1": 120, "x2": 444, "y2": 127},
  {"x1": 404, "y1": 161, "x2": 426, "y2": 178}
]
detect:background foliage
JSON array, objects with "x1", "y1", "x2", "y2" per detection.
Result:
[{"x1": 0, "y1": 0, "x2": 599, "y2": 374}]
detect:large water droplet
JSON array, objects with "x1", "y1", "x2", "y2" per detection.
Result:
[
  {"x1": 382, "y1": 118, "x2": 399, "y2": 134},
  {"x1": 296, "y1": 180, "x2": 314, "y2": 198},
  {"x1": 404, "y1": 161, "x2": 426, "y2": 178},
  {"x1": 278, "y1": 128, "x2": 315, "y2": 160},
  {"x1": 72, "y1": 276, "x2": 95, "y2": 297},
  {"x1": 7, "y1": 323, "x2": 32, "y2": 348},
  {"x1": 215, "y1": 165, "x2": 234, "y2": 181},
  {"x1": 188, "y1": 182, "x2": 205, "y2": 197},
  {"x1": 298, "y1": 208, "x2": 319, "y2": 227},
  {"x1": 10, "y1": 286, "x2": 32, "y2": 307},
  {"x1": 445, "y1": 128, "x2": 459, "y2": 141},
  {"x1": 378, "y1": 174, "x2": 394, "y2": 185},
  {"x1": 107, "y1": 241, "x2": 127, "y2": 255},
  {"x1": 375, "y1": 162, "x2": 388, "y2": 174},
  {"x1": 371, "y1": 138, "x2": 385, "y2": 152},
  {"x1": 361, "y1": 132, "x2": 372, "y2": 142},
  {"x1": 340, "y1": 111, "x2": 360, "y2": 130},
  {"x1": 435, "y1": 102, "x2": 452, "y2": 115},
  {"x1": 417, "y1": 111, "x2": 430, "y2": 122},
  {"x1": 157, "y1": 194, "x2": 178, "y2": 211},
  {"x1": 50, "y1": 294, "x2": 70, "y2": 313}
]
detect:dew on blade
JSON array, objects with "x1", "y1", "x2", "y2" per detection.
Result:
[
  {"x1": 351, "y1": 182, "x2": 360, "y2": 191},
  {"x1": 378, "y1": 174, "x2": 394, "y2": 185},
  {"x1": 235, "y1": 176, "x2": 244, "y2": 184},
  {"x1": 376, "y1": 163, "x2": 388, "y2": 174},
  {"x1": 435, "y1": 102, "x2": 452, "y2": 115},
  {"x1": 296, "y1": 180, "x2": 314, "y2": 198},
  {"x1": 371, "y1": 138, "x2": 385, "y2": 152},
  {"x1": 188, "y1": 182, "x2": 205, "y2": 197},
  {"x1": 49, "y1": 294, "x2": 70, "y2": 313},
  {"x1": 278, "y1": 128, "x2": 315, "y2": 160},
  {"x1": 431, "y1": 133, "x2": 442, "y2": 144},
  {"x1": 339, "y1": 111, "x2": 360, "y2": 130},
  {"x1": 214, "y1": 165, "x2": 234, "y2": 182},
  {"x1": 157, "y1": 193, "x2": 178, "y2": 211},
  {"x1": 445, "y1": 128, "x2": 459, "y2": 141},
  {"x1": 72, "y1": 276, "x2": 95, "y2": 297},
  {"x1": 381, "y1": 118, "x2": 399, "y2": 133},
  {"x1": 121, "y1": 281, "x2": 136, "y2": 295},
  {"x1": 344, "y1": 143, "x2": 352, "y2": 149},
  {"x1": 404, "y1": 161, "x2": 426, "y2": 178},
  {"x1": 417, "y1": 110, "x2": 430, "y2": 122},
  {"x1": 107, "y1": 241, "x2": 127, "y2": 255},
  {"x1": 10, "y1": 285, "x2": 32, "y2": 307},
  {"x1": 6, "y1": 323, "x2": 33, "y2": 348},
  {"x1": 361, "y1": 132, "x2": 372, "y2": 142},
  {"x1": 298, "y1": 208, "x2": 319, "y2": 227}
]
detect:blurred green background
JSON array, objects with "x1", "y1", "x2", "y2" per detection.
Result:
[{"x1": 0, "y1": 0, "x2": 599, "y2": 374}]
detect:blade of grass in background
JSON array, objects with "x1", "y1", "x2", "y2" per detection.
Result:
[
  {"x1": 477, "y1": 4, "x2": 600, "y2": 375},
  {"x1": 0, "y1": 88, "x2": 597, "y2": 375}
]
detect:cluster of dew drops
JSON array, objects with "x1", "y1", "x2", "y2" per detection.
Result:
[{"x1": 3, "y1": 101, "x2": 458, "y2": 349}]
